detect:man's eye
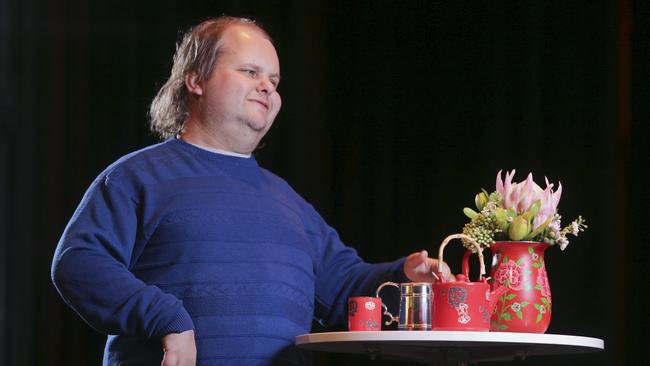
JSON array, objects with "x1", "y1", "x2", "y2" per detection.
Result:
[{"x1": 244, "y1": 69, "x2": 257, "y2": 77}]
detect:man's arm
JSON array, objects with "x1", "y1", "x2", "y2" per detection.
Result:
[{"x1": 51, "y1": 172, "x2": 194, "y2": 341}]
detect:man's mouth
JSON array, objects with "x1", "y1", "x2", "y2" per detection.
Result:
[{"x1": 249, "y1": 99, "x2": 269, "y2": 110}]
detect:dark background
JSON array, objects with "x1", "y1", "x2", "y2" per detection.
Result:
[{"x1": 1, "y1": 0, "x2": 648, "y2": 365}]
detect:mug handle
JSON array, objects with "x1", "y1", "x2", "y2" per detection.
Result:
[{"x1": 376, "y1": 282, "x2": 400, "y2": 326}]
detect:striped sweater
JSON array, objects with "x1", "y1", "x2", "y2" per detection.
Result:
[{"x1": 52, "y1": 138, "x2": 407, "y2": 365}]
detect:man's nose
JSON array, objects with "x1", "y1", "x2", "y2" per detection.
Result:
[{"x1": 256, "y1": 77, "x2": 275, "y2": 95}]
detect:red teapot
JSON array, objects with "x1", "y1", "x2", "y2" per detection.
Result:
[{"x1": 432, "y1": 234, "x2": 507, "y2": 331}]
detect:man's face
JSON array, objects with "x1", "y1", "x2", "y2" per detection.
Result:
[{"x1": 192, "y1": 25, "x2": 281, "y2": 151}]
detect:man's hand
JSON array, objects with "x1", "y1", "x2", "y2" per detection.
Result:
[
  {"x1": 403, "y1": 250, "x2": 455, "y2": 282},
  {"x1": 161, "y1": 330, "x2": 197, "y2": 366}
]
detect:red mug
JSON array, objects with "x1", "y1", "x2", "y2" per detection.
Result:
[{"x1": 348, "y1": 297, "x2": 381, "y2": 331}]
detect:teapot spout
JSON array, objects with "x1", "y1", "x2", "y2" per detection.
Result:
[{"x1": 488, "y1": 285, "x2": 509, "y2": 313}]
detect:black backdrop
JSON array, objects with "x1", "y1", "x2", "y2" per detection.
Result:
[{"x1": 1, "y1": 0, "x2": 648, "y2": 365}]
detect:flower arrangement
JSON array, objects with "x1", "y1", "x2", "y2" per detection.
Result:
[{"x1": 462, "y1": 170, "x2": 587, "y2": 251}]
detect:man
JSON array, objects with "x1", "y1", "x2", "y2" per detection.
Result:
[{"x1": 51, "y1": 16, "x2": 452, "y2": 366}]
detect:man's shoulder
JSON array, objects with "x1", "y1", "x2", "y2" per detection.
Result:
[
  {"x1": 258, "y1": 167, "x2": 297, "y2": 195},
  {"x1": 99, "y1": 139, "x2": 182, "y2": 182},
  {"x1": 115, "y1": 138, "x2": 176, "y2": 162}
]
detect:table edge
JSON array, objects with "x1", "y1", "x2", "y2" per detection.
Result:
[{"x1": 295, "y1": 331, "x2": 604, "y2": 350}]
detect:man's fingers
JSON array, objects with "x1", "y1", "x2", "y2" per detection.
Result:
[
  {"x1": 161, "y1": 330, "x2": 196, "y2": 366},
  {"x1": 406, "y1": 251, "x2": 422, "y2": 262},
  {"x1": 161, "y1": 353, "x2": 177, "y2": 366}
]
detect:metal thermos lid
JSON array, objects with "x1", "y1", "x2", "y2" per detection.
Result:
[{"x1": 400, "y1": 282, "x2": 432, "y2": 296}]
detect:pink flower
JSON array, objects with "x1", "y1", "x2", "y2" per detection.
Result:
[
  {"x1": 494, "y1": 260, "x2": 524, "y2": 290},
  {"x1": 533, "y1": 177, "x2": 562, "y2": 230},
  {"x1": 496, "y1": 170, "x2": 562, "y2": 233},
  {"x1": 536, "y1": 266, "x2": 551, "y2": 298}
]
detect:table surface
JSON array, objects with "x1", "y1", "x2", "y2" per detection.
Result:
[{"x1": 296, "y1": 331, "x2": 604, "y2": 364}]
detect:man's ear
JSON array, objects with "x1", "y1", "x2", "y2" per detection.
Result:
[{"x1": 185, "y1": 72, "x2": 203, "y2": 96}]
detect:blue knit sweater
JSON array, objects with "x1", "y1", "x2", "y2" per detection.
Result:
[{"x1": 52, "y1": 138, "x2": 408, "y2": 365}]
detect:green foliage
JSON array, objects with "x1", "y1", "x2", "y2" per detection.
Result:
[
  {"x1": 508, "y1": 216, "x2": 530, "y2": 240},
  {"x1": 463, "y1": 207, "x2": 479, "y2": 219},
  {"x1": 459, "y1": 172, "x2": 588, "y2": 251}
]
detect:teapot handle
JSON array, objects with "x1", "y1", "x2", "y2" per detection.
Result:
[{"x1": 437, "y1": 233, "x2": 486, "y2": 281}]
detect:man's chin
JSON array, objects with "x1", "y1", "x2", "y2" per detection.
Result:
[
  {"x1": 245, "y1": 117, "x2": 273, "y2": 133},
  {"x1": 246, "y1": 122, "x2": 267, "y2": 133}
]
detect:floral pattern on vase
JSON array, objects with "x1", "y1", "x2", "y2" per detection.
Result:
[{"x1": 490, "y1": 241, "x2": 551, "y2": 333}]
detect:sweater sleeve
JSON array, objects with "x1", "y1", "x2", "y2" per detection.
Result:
[
  {"x1": 312, "y1": 217, "x2": 410, "y2": 327},
  {"x1": 51, "y1": 171, "x2": 194, "y2": 339}
]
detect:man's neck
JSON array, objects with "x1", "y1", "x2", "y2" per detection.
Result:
[
  {"x1": 177, "y1": 134, "x2": 251, "y2": 158},
  {"x1": 179, "y1": 117, "x2": 257, "y2": 156}
]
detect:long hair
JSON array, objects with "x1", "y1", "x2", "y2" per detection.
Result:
[{"x1": 149, "y1": 16, "x2": 273, "y2": 139}]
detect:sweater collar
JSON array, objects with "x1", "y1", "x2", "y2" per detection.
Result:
[{"x1": 169, "y1": 138, "x2": 260, "y2": 168}]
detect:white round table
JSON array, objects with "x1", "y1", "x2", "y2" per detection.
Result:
[{"x1": 295, "y1": 331, "x2": 604, "y2": 365}]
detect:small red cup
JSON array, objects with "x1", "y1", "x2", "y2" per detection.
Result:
[{"x1": 348, "y1": 297, "x2": 381, "y2": 331}]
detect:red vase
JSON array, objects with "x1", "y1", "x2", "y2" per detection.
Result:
[{"x1": 489, "y1": 241, "x2": 551, "y2": 333}]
